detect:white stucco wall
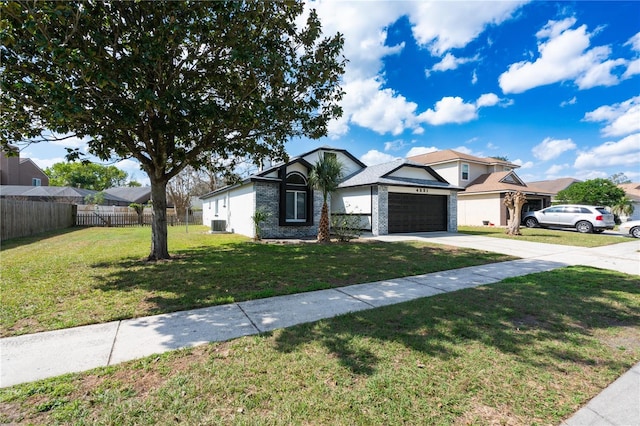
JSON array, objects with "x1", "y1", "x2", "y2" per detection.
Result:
[
  {"x1": 429, "y1": 164, "x2": 459, "y2": 186},
  {"x1": 202, "y1": 183, "x2": 256, "y2": 237},
  {"x1": 458, "y1": 194, "x2": 502, "y2": 226},
  {"x1": 333, "y1": 187, "x2": 372, "y2": 230}
]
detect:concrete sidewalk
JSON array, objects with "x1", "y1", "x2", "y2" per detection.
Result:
[{"x1": 1, "y1": 233, "x2": 639, "y2": 425}]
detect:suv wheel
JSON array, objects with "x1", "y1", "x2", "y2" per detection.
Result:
[
  {"x1": 576, "y1": 221, "x2": 593, "y2": 233},
  {"x1": 524, "y1": 217, "x2": 538, "y2": 228},
  {"x1": 631, "y1": 227, "x2": 640, "y2": 238}
]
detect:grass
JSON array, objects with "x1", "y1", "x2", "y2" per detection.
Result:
[
  {"x1": 1, "y1": 266, "x2": 638, "y2": 425},
  {"x1": 0, "y1": 226, "x2": 514, "y2": 337},
  {"x1": 458, "y1": 225, "x2": 626, "y2": 247}
]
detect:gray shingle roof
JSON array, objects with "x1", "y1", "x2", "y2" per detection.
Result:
[{"x1": 339, "y1": 159, "x2": 461, "y2": 190}]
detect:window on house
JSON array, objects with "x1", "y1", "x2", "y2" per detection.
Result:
[
  {"x1": 461, "y1": 164, "x2": 469, "y2": 181},
  {"x1": 32, "y1": 178, "x2": 41, "y2": 186},
  {"x1": 286, "y1": 191, "x2": 307, "y2": 221},
  {"x1": 324, "y1": 152, "x2": 337, "y2": 161},
  {"x1": 285, "y1": 172, "x2": 308, "y2": 222},
  {"x1": 214, "y1": 199, "x2": 219, "y2": 215}
]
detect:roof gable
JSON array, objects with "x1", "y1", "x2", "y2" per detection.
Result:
[
  {"x1": 463, "y1": 171, "x2": 553, "y2": 195},
  {"x1": 339, "y1": 159, "x2": 459, "y2": 190},
  {"x1": 408, "y1": 149, "x2": 519, "y2": 169}
]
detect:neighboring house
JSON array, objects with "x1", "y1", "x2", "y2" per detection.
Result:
[
  {"x1": 526, "y1": 177, "x2": 581, "y2": 203},
  {"x1": 617, "y1": 183, "x2": 640, "y2": 221},
  {"x1": 200, "y1": 147, "x2": 462, "y2": 239},
  {"x1": 408, "y1": 149, "x2": 552, "y2": 226},
  {"x1": 0, "y1": 146, "x2": 50, "y2": 186}
]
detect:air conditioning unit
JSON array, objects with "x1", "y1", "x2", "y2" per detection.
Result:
[{"x1": 211, "y1": 220, "x2": 226, "y2": 232}]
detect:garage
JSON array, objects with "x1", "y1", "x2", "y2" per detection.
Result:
[{"x1": 388, "y1": 193, "x2": 447, "y2": 233}]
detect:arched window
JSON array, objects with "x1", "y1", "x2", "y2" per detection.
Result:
[{"x1": 285, "y1": 172, "x2": 308, "y2": 222}]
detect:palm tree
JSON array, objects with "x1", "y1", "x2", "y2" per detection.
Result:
[
  {"x1": 611, "y1": 196, "x2": 634, "y2": 221},
  {"x1": 308, "y1": 155, "x2": 344, "y2": 242}
]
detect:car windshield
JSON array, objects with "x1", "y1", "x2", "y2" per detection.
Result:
[{"x1": 595, "y1": 208, "x2": 610, "y2": 215}]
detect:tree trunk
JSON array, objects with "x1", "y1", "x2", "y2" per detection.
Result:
[
  {"x1": 317, "y1": 202, "x2": 330, "y2": 242},
  {"x1": 504, "y1": 191, "x2": 527, "y2": 236},
  {"x1": 149, "y1": 178, "x2": 171, "y2": 260}
]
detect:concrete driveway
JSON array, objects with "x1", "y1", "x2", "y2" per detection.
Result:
[{"x1": 369, "y1": 231, "x2": 640, "y2": 276}]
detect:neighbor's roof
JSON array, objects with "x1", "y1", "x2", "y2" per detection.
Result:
[
  {"x1": 408, "y1": 149, "x2": 520, "y2": 169},
  {"x1": 461, "y1": 171, "x2": 553, "y2": 195},
  {"x1": 339, "y1": 159, "x2": 462, "y2": 190},
  {"x1": 526, "y1": 177, "x2": 581, "y2": 195},
  {"x1": 618, "y1": 183, "x2": 640, "y2": 201},
  {"x1": 0, "y1": 185, "x2": 128, "y2": 203},
  {"x1": 103, "y1": 186, "x2": 152, "y2": 203}
]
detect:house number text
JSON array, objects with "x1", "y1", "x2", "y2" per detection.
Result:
[{"x1": 415, "y1": 188, "x2": 429, "y2": 193}]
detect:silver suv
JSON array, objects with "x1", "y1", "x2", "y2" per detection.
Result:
[{"x1": 522, "y1": 204, "x2": 615, "y2": 233}]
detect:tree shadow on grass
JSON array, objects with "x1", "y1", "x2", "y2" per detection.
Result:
[
  {"x1": 273, "y1": 266, "x2": 640, "y2": 376},
  {"x1": 89, "y1": 240, "x2": 513, "y2": 315}
]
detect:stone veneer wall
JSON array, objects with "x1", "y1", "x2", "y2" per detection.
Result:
[
  {"x1": 448, "y1": 192, "x2": 458, "y2": 232},
  {"x1": 254, "y1": 181, "x2": 321, "y2": 239},
  {"x1": 371, "y1": 185, "x2": 388, "y2": 236}
]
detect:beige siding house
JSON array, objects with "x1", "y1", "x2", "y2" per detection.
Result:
[{"x1": 409, "y1": 150, "x2": 552, "y2": 226}]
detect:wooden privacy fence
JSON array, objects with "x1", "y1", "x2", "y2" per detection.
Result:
[
  {"x1": 75, "y1": 212, "x2": 203, "y2": 227},
  {"x1": 1, "y1": 199, "x2": 76, "y2": 241}
]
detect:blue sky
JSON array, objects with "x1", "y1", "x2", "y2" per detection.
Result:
[{"x1": 23, "y1": 1, "x2": 640, "y2": 186}]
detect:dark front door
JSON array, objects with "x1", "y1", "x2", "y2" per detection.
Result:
[{"x1": 388, "y1": 193, "x2": 448, "y2": 233}]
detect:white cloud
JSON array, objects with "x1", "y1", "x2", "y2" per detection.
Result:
[
  {"x1": 336, "y1": 78, "x2": 421, "y2": 136},
  {"x1": 360, "y1": 150, "x2": 399, "y2": 166},
  {"x1": 574, "y1": 133, "x2": 640, "y2": 169},
  {"x1": 560, "y1": 96, "x2": 577, "y2": 107},
  {"x1": 29, "y1": 157, "x2": 65, "y2": 170},
  {"x1": 532, "y1": 137, "x2": 577, "y2": 161},
  {"x1": 625, "y1": 31, "x2": 640, "y2": 51},
  {"x1": 406, "y1": 146, "x2": 438, "y2": 157},
  {"x1": 418, "y1": 97, "x2": 478, "y2": 125},
  {"x1": 409, "y1": 1, "x2": 527, "y2": 55},
  {"x1": 499, "y1": 17, "x2": 625, "y2": 94},
  {"x1": 623, "y1": 58, "x2": 640, "y2": 79},
  {"x1": 426, "y1": 53, "x2": 479, "y2": 76},
  {"x1": 583, "y1": 96, "x2": 640, "y2": 137},
  {"x1": 545, "y1": 164, "x2": 569, "y2": 175},
  {"x1": 476, "y1": 93, "x2": 500, "y2": 108},
  {"x1": 512, "y1": 159, "x2": 534, "y2": 169},
  {"x1": 384, "y1": 140, "x2": 407, "y2": 152},
  {"x1": 49, "y1": 133, "x2": 89, "y2": 149},
  {"x1": 311, "y1": 1, "x2": 526, "y2": 137},
  {"x1": 416, "y1": 93, "x2": 504, "y2": 126}
]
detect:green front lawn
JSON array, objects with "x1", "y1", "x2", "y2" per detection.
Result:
[
  {"x1": 1, "y1": 266, "x2": 638, "y2": 425},
  {"x1": 458, "y1": 225, "x2": 625, "y2": 247},
  {"x1": 1, "y1": 226, "x2": 513, "y2": 337}
]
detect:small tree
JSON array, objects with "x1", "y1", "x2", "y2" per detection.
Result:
[
  {"x1": 308, "y1": 155, "x2": 345, "y2": 243},
  {"x1": 129, "y1": 203, "x2": 145, "y2": 225},
  {"x1": 611, "y1": 196, "x2": 634, "y2": 222},
  {"x1": 251, "y1": 208, "x2": 270, "y2": 241},
  {"x1": 504, "y1": 191, "x2": 527, "y2": 236}
]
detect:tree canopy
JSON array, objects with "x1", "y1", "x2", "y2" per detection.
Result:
[
  {"x1": 1, "y1": 1, "x2": 345, "y2": 260},
  {"x1": 44, "y1": 162, "x2": 128, "y2": 190},
  {"x1": 555, "y1": 178, "x2": 626, "y2": 207}
]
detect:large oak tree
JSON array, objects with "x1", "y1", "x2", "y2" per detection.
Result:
[{"x1": 1, "y1": 1, "x2": 345, "y2": 260}]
